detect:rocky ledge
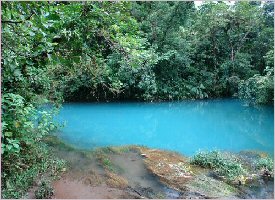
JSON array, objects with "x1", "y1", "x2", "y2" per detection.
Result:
[{"x1": 33, "y1": 138, "x2": 274, "y2": 199}]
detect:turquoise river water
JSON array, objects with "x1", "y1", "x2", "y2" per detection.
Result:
[{"x1": 55, "y1": 99, "x2": 274, "y2": 156}]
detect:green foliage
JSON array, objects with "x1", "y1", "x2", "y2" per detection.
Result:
[
  {"x1": 181, "y1": 1, "x2": 272, "y2": 98},
  {"x1": 34, "y1": 181, "x2": 54, "y2": 199},
  {"x1": 1, "y1": 143, "x2": 66, "y2": 199},
  {"x1": 2, "y1": 1, "x2": 273, "y2": 103},
  {"x1": 191, "y1": 151, "x2": 247, "y2": 181},
  {"x1": 2, "y1": 93, "x2": 58, "y2": 157},
  {"x1": 2, "y1": 93, "x2": 34, "y2": 156},
  {"x1": 255, "y1": 157, "x2": 274, "y2": 173},
  {"x1": 238, "y1": 66, "x2": 274, "y2": 105},
  {"x1": 2, "y1": 2, "x2": 63, "y2": 104},
  {"x1": 2, "y1": 165, "x2": 41, "y2": 198},
  {"x1": 130, "y1": 1, "x2": 274, "y2": 100},
  {"x1": 238, "y1": 48, "x2": 274, "y2": 105},
  {"x1": 102, "y1": 157, "x2": 115, "y2": 172}
]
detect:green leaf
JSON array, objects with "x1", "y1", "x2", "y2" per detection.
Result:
[
  {"x1": 4, "y1": 132, "x2": 13, "y2": 137},
  {"x1": 7, "y1": 145, "x2": 12, "y2": 151},
  {"x1": 29, "y1": 31, "x2": 35, "y2": 36},
  {"x1": 48, "y1": 13, "x2": 61, "y2": 20},
  {"x1": 12, "y1": 143, "x2": 20, "y2": 149}
]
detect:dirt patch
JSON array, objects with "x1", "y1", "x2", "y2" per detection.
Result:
[
  {"x1": 52, "y1": 179, "x2": 138, "y2": 199},
  {"x1": 49, "y1": 147, "x2": 142, "y2": 199}
]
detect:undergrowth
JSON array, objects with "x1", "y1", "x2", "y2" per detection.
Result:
[
  {"x1": 34, "y1": 180, "x2": 54, "y2": 199},
  {"x1": 1, "y1": 142, "x2": 65, "y2": 199}
]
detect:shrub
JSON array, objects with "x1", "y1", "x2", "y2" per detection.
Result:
[
  {"x1": 191, "y1": 151, "x2": 247, "y2": 181},
  {"x1": 35, "y1": 181, "x2": 54, "y2": 199},
  {"x1": 238, "y1": 67, "x2": 274, "y2": 105},
  {"x1": 1, "y1": 143, "x2": 66, "y2": 199},
  {"x1": 255, "y1": 157, "x2": 274, "y2": 173},
  {"x1": 1, "y1": 93, "x2": 64, "y2": 198}
]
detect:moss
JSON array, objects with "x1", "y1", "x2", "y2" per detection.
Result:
[
  {"x1": 94, "y1": 149, "x2": 124, "y2": 174},
  {"x1": 93, "y1": 145, "x2": 135, "y2": 155},
  {"x1": 155, "y1": 192, "x2": 166, "y2": 199},
  {"x1": 102, "y1": 157, "x2": 115, "y2": 172},
  {"x1": 43, "y1": 135, "x2": 78, "y2": 152},
  {"x1": 187, "y1": 175, "x2": 237, "y2": 198},
  {"x1": 108, "y1": 146, "x2": 132, "y2": 154}
]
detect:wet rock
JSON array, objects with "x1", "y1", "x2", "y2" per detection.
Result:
[
  {"x1": 128, "y1": 185, "x2": 165, "y2": 199},
  {"x1": 134, "y1": 146, "x2": 195, "y2": 191},
  {"x1": 185, "y1": 174, "x2": 238, "y2": 198},
  {"x1": 237, "y1": 179, "x2": 274, "y2": 199}
]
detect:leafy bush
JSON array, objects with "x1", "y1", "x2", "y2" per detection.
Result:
[
  {"x1": 255, "y1": 157, "x2": 274, "y2": 173},
  {"x1": 1, "y1": 93, "x2": 63, "y2": 199},
  {"x1": 2, "y1": 93, "x2": 58, "y2": 158},
  {"x1": 35, "y1": 181, "x2": 54, "y2": 199},
  {"x1": 191, "y1": 151, "x2": 247, "y2": 181},
  {"x1": 238, "y1": 71, "x2": 274, "y2": 105}
]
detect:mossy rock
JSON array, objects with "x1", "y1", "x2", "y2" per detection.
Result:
[{"x1": 186, "y1": 174, "x2": 238, "y2": 198}]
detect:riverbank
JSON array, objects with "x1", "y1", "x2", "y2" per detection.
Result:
[{"x1": 28, "y1": 136, "x2": 274, "y2": 199}]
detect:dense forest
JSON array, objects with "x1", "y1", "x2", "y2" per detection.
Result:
[{"x1": 1, "y1": 1, "x2": 274, "y2": 198}]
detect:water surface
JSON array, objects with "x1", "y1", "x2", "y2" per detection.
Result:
[{"x1": 55, "y1": 99, "x2": 274, "y2": 156}]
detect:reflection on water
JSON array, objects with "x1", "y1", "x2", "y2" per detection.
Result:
[{"x1": 55, "y1": 99, "x2": 274, "y2": 156}]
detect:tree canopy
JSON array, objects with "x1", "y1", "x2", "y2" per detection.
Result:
[{"x1": 2, "y1": 1, "x2": 274, "y2": 103}]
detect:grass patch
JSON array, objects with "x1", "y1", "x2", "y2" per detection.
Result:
[
  {"x1": 96, "y1": 153, "x2": 124, "y2": 174},
  {"x1": 190, "y1": 151, "x2": 247, "y2": 181},
  {"x1": 102, "y1": 157, "x2": 115, "y2": 172}
]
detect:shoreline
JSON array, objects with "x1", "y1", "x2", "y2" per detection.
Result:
[{"x1": 30, "y1": 137, "x2": 274, "y2": 199}]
